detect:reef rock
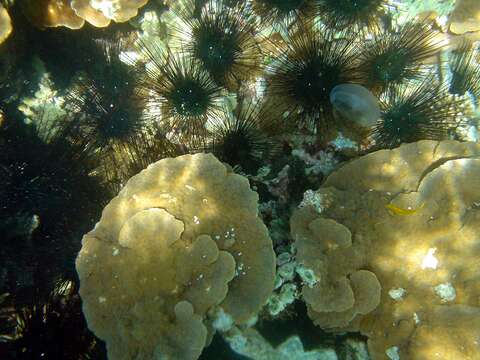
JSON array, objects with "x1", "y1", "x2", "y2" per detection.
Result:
[
  {"x1": 292, "y1": 140, "x2": 480, "y2": 359},
  {"x1": 76, "y1": 153, "x2": 276, "y2": 360}
]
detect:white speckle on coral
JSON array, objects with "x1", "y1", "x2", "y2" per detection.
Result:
[
  {"x1": 112, "y1": 247, "x2": 120, "y2": 256},
  {"x1": 185, "y1": 184, "x2": 196, "y2": 191},
  {"x1": 388, "y1": 288, "x2": 406, "y2": 301},
  {"x1": 193, "y1": 216, "x2": 200, "y2": 225},
  {"x1": 386, "y1": 346, "x2": 400, "y2": 360},
  {"x1": 98, "y1": 296, "x2": 107, "y2": 303},
  {"x1": 434, "y1": 282, "x2": 456, "y2": 302},
  {"x1": 299, "y1": 190, "x2": 329, "y2": 213},
  {"x1": 413, "y1": 312, "x2": 420, "y2": 324},
  {"x1": 421, "y1": 247, "x2": 438, "y2": 270}
]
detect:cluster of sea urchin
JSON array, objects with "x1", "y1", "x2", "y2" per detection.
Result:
[{"x1": 1, "y1": 0, "x2": 479, "y2": 357}]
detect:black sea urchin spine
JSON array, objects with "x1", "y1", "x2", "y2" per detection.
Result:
[
  {"x1": 315, "y1": 0, "x2": 387, "y2": 32},
  {"x1": 176, "y1": 0, "x2": 262, "y2": 90},
  {"x1": 372, "y1": 77, "x2": 467, "y2": 148},
  {"x1": 358, "y1": 21, "x2": 443, "y2": 91},
  {"x1": 448, "y1": 41, "x2": 480, "y2": 99},
  {"x1": 136, "y1": 40, "x2": 224, "y2": 143},
  {"x1": 67, "y1": 37, "x2": 146, "y2": 153},
  {"x1": 0, "y1": 107, "x2": 109, "y2": 300},
  {"x1": 1, "y1": 280, "x2": 102, "y2": 360},
  {"x1": 265, "y1": 23, "x2": 358, "y2": 137},
  {"x1": 206, "y1": 100, "x2": 281, "y2": 174},
  {"x1": 251, "y1": 0, "x2": 317, "y2": 26}
]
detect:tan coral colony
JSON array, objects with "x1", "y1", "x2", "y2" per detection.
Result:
[
  {"x1": 76, "y1": 153, "x2": 276, "y2": 360},
  {"x1": 292, "y1": 140, "x2": 480, "y2": 360}
]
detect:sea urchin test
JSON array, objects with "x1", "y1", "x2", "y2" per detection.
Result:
[{"x1": 330, "y1": 83, "x2": 380, "y2": 127}]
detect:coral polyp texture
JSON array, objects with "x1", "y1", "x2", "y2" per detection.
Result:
[
  {"x1": 291, "y1": 140, "x2": 480, "y2": 359},
  {"x1": 75, "y1": 153, "x2": 276, "y2": 360}
]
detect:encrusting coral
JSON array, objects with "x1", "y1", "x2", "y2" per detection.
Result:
[
  {"x1": 76, "y1": 153, "x2": 276, "y2": 360},
  {"x1": 292, "y1": 140, "x2": 480, "y2": 359}
]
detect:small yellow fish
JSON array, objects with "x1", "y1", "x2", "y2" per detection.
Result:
[{"x1": 385, "y1": 202, "x2": 424, "y2": 216}]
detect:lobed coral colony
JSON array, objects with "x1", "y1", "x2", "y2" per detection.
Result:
[{"x1": 1, "y1": 0, "x2": 480, "y2": 360}]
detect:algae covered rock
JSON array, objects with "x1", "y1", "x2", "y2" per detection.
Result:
[
  {"x1": 292, "y1": 140, "x2": 480, "y2": 359},
  {"x1": 76, "y1": 153, "x2": 276, "y2": 360}
]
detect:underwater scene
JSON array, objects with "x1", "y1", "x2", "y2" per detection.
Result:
[{"x1": 1, "y1": 0, "x2": 480, "y2": 359}]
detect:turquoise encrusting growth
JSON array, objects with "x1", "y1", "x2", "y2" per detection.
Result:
[{"x1": 0, "y1": 0, "x2": 480, "y2": 359}]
